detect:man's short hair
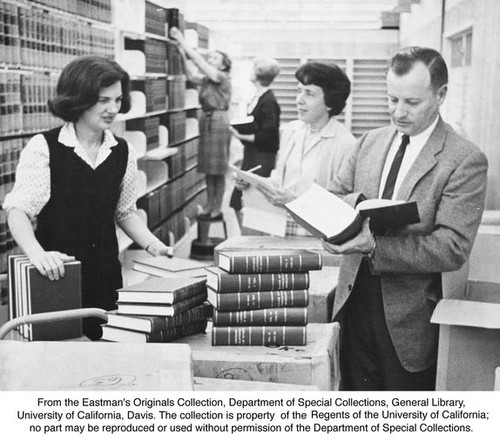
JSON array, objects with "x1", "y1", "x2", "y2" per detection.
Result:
[
  {"x1": 295, "y1": 61, "x2": 351, "y2": 117},
  {"x1": 388, "y1": 46, "x2": 448, "y2": 91},
  {"x1": 49, "y1": 55, "x2": 131, "y2": 122},
  {"x1": 253, "y1": 57, "x2": 280, "y2": 87}
]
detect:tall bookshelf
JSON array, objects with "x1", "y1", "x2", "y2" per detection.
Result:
[{"x1": 0, "y1": 0, "x2": 208, "y2": 304}]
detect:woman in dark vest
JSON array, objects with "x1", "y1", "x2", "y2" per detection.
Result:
[{"x1": 3, "y1": 56, "x2": 172, "y2": 340}]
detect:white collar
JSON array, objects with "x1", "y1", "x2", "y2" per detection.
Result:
[
  {"x1": 58, "y1": 122, "x2": 118, "y2": 150},
  {"x1": 399, "y1": 115, "x2": 439, "y2": 147}
]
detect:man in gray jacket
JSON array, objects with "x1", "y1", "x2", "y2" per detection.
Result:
[{"x1": 323, "y1": 46, "x2": 488, "y2": 390}]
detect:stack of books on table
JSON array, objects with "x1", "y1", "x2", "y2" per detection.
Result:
[
  {"x1": 206, "y1": 249, "x2": 323, "y2": 346},
  {"x1": 101, "y1": 277, "x2": 212, "y2": 343}
]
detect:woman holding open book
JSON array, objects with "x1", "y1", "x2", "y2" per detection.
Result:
[
  {"x1": 256, "y1": 61, "x2": 356, "y2": 236},
  {"x1": 3, "y1": 56, "x2": 172, "y2": 340},
  {"x1": 170, "y1": 26, "x2": 232, "y2": 221},
  {"x1": 229, "y1": 56, "x2": 281, "y2": 229}
]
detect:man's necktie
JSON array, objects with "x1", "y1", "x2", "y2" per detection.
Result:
[{"x1": 381, "y1": 134, "x2": 410, "y2": 199}]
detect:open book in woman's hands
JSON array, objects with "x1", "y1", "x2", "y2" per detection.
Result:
[{"x1": 284, "y1": 183, "x2": 420, "y2": 244}]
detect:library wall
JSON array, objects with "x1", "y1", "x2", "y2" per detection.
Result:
[
  {"x1": 399, "y1": 0, "x2": 500, "y2": 210},
  {"x1": 0, "y1": 0, "x2": 210, "y2": 304}
]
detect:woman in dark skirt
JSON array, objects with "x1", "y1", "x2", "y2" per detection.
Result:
[
  {"x1": 170, "y1": 27, "x2": 232, "y2": 220},
  {"x1": 229, "y1": 57, "x2": 281, "y2": 228}
]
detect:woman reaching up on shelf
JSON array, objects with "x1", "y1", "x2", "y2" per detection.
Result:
[
  {"x1": 246, "y1": 61, "x2": 356, "y2": 236},
  {"x1": 169, "y1": 26, "x2": 232, "y2": 220},
  {"x1": 229, "y1": 56, "x2": 281, "y2": 230},
  {"x1": 2, "y1": 55, "x2": 172, "y2": 340}
]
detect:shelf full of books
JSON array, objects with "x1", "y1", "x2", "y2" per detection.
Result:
[{"x1": 0, "y1": 0, "x2": 210, "y2": 285}]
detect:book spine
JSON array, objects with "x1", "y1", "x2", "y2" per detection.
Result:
[
  {"x1": 212, "y1": 326, "x2": 307, "y2": 346},
  {"x1": 157, "y1": 319, "x2": 208, "y2": 342},
  {"x1": 210, "y1": 289, "x2": 309, "y2": 311},
  {"x1": 213, "y1": 307, "x2": 308, "y2": 326},
  {"x1": 170, "y1": 280, "x2": 207, "y2": 303},
  {"x1": 171, "y1": 292, "x2": 208, "y2": 315},
  {"x1": 227, "y1": 254, "x2": 322, "y2": 274},
  {"x1": 159, "y1": 303, "x2": 213, "y2": 330},
  {"x1": 216, "y1": 272, "x2": 309, "y2": 293}
]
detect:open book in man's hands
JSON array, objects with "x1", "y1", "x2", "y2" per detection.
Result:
[{"x1": 284, "y1": 183, "x2": 420, "y2": 244}]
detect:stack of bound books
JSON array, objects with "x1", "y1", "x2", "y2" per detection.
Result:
[
  {"x1": 101, "y1": 277, "x2": 212, "y2": 343},
  {"x1": 206, "y1": 249, "x2": 323, "y2": 346}
]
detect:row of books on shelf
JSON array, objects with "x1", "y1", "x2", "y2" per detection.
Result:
[
  {"x1": 144, "y1": 2, "x2": 185, "y2": 37},
  {"x1": 31, "y1": 0, "x2": 112, "y2": 23},
  {"x1": 168, "y1": 137, "x2": 199, "y2": 177},
  {"x1": 0, "y1": 138, "x2": 22, "y2": 201},
  {"x1": 0, "y1": 1, "x2": 114, "y2": 70},
  {"x1": 138, "y1": 170, "x2": 206, "y2": 229},
  {"x1": 167, "y1": 76, "x2": 187, "y2": 110},
  {"x1": 185, "y1": 22, "x2": 209, "y2": 50},
  {"x1": 150, "y1": 189, "x2": 206, "y2": 246},
  {"x1": 0, "y1": 71, "x2": 60, "y2": 136}
]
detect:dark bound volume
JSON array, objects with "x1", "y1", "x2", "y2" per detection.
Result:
[
  {"x1": 101, "y1": 319, "x2": 208, "y2": 343},
  {"x1": 230, "y1": 116, "x2": 254, "y2": 135},
  {"x1": 213, "y1": 307, "x2": 308, "y2": 326},
  {"x1": 206, "y1": 266, "x2": 309, "y2": 293},
  {"x1": 116, "y1": 277, "x2": 206, "y2": 304},
  {"x1": 8, "y1": 255, "x2": 82, "y2": 341},
  {"x1": 116, "y1": 292, "x2": 207, "y2": 316},
  {"x1": 285, "y1": 183, "x2": 420, "y2": 244},
  {"x1": 212, "y1": 325, "x2": 307, "y2": 346},
  {"x1": 207, "y1": 287, "x2": 309, "y2": 311},
  {"x1": 106, "y1": 303, "x2": 213, "y2": 333},
  {"x1": 217, "y1": 249, "x2": 322, "y2": 274}
]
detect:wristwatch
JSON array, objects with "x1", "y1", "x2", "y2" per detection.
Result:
[{"x1": 363, "y1": 236, "x2": 377, "y2": 260}]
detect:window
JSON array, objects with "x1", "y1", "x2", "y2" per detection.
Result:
[{"x1": 450, "y1": 29, "x2": 473, "y2": 67}]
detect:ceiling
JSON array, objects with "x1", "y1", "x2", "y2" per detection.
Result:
[{"x1": 179, "y1": 0, "x2": 402, "y2": 31}]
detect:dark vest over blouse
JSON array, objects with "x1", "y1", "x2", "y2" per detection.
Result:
[{"x1": 36, "y1": 126, "x2": 129, "y2": 338}]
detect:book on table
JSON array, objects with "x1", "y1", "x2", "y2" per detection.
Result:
[
  {"x1": 106, "y1": 302, "x2": 213, "y2": 333},
  {"x1": 205, "y1": 266, "x2": 310, "y2": 293},
  {"x1": 207, "y1": 287, "x2": 309, "y2": 311},
  {"x1": 217, "y1": 249, "x2": 322, "y2": 274},
  {"x1": 284, "y1": 183, "x2": 420, "y2": 245},
  {"x1": 132, "y1": 256, "x2": 209, "y2": 279},
  {"x1": 116, "y1": 277, "x2": 206, "y2": 304},
  {"x1": 101, "y1": 319, "x2": 209, "y2": 343},
  {"x1": 116, "y1": 292, "x2": 207, "y2": 316},
  {"x1": 211, "y1": 325, "x2": 307, "y2": 346},
  {"x1": 8, "y1": 255, "x2": 82, "y2": 341},
  {"x1": 212, "y1": 307, "x2": 308, "y2": 326}
]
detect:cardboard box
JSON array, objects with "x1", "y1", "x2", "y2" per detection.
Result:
[
  {"x1": 0, "y1": 341, "x2": 194, "y2": 391},
  {"x1": 194, "y1": 377, "x2": 319, "y2": 391},
  {"x1": 214, "y1": 236, "x2": 340, "y2": 322},
  {"x1": 431, "y1": 225, "x2": 500, "y2": 390},
  {"x1": 176, "y1": 322, "x2": 340, "y2": 391}
]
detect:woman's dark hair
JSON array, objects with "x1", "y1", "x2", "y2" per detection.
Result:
[
  {"x1": 295, "y1": 61, "x2": 351, "y2": 116},
  {"x1": 48, "y1": 55, "x2": 131, "y2": 122},
  {"x1": 216, "y1": 50, "x2": 232, "y2": 73},
  {"x1": 388, "y1": 46, "x2": 448, "y2": 91}
]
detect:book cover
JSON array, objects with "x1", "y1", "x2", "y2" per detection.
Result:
[
  {"x1": 213, "y1": 307, "x2": 308, "y2": 326},
  {"x1": 101, "y1": 319, "x2": 208, "y2": 343},
  {"x1": 207, "y1": 287, "x2": 309, "y2": 311},
  {"x1": 133, "y1": 256, "x2": 209, "y2": 279},
  {"x1": 285, "y1": 183, "x2": 420, "y2": 244},
  {"x1": 230, "y1": 116, "x2": 254, "y2": 135},
  {"x1": 217, "y1": 249, "x2": 322, "y2": 274},
  {"x1": 106, "y1": 302, "x2": 213, "y2": 333},
  {"x1": 116, "y1": 292, "x2": 207, "y2": 316},
  {"x1": 116, "y1": 277, "x2": 206, "y2": 304},
  {"x1": 8, "y1": 256, "x2": 82, "y2": 341},
  {"x1": 212, "y1": 325, "x2": 307, "y2": 346},
  {"x1": 205, "y1": 266, "x2": 310, "y2": 293}
]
